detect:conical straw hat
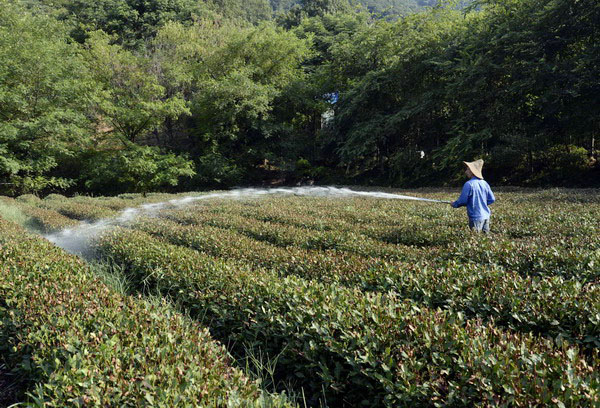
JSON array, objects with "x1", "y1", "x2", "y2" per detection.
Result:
[{"x1": 464, "y1": 159, "x2": 484, "y2": 179}]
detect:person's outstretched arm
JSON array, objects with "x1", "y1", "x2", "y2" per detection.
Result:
[
  {"x1": 487, "y1": 184, "x2": 496, "y2": 205},
  {"x1": 452, "y1": 183, "x2": 470, "y2": 208}
]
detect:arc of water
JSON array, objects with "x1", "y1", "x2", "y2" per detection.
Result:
[{"x1": 44, "y1": 186, "x2": 450, "y2": 255}]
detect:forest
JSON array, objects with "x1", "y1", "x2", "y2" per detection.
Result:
[{"x1": 1, "y1": 0, "x2": 598, "y2": 196}]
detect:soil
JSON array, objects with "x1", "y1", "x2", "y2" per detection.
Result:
[{"x1": 0, "y1": 364, "x2": 22, "y2": 407}]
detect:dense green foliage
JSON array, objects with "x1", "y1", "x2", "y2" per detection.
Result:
[
  {"x1": 0, "y1": 0, "x2": 598, "y2": 196},
  {"x1": 0, "y1": 0, "x2": 95, "y2": 194},
  {"x1": 96, "y1": 229, "x2": 598, "y2": 406},
  {"x1": 35, "y1": 0, "x2": 217, "y2": 48},
  {"x1": 273, "y1": 0, "x2": 439, "y2": 18},
  {"x1": 0, "y1": 0, "x2": 198, "y2": 196},
  {"x1": 0, "y1": 217, "x2": 291, "y2": 406},
  {"x1": 4, "y1": 188, "x2": 600, "y2": 405},
  {"x1": 12, "y1": 189, "x2": 597, "y2": 406},
  {"x1": 323, "y1": 0, "x2": 599, "y2": 186},
  {"x1": 148, "y1": 193, "x2": 600, "y2": 348}
]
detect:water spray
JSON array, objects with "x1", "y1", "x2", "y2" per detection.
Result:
[
  {"x1": 44, "y1": 186, "x2": 451, "y2": 256},
  {"x1": 339, "y1": 189, "x2": 451, "y2": 204}
]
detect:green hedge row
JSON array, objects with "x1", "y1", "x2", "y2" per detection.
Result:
[
  {"x1": 262, "y1": 196, "x2": 600, "y2": 280},
  {"x1": 174, "y1": 195, "x2": 462, "y2": 243},
  {"x1": 0, "y1": 219, "x2": 289, "y2": 407},
  {"x1": 133, "y1": 217, "x2": 382, "y2": 283},
  {"x1": 163, "y1": 198, "x2": 600, "y2": 282},
  {"x1": 132, "y1": 216, "x2": 600, "y2": 349},
  {"x1": 37, "y1": 199, "x2": 118, "y2": 221},
  {"x1": 97, "y1": 227, "x2": 600, "y2": 407},
  {"x1": 0, "y1": 196, "x2": 78, "y2": 233},
  {"x1": 446, "y1": 238, "x2": 600, "y2": 282},
  {"x1": 69, "y1": 193, "x2": 202, "y2": 211},
  {"x1": 163, "y1": 207, "x2": 429, "y2": 261}
]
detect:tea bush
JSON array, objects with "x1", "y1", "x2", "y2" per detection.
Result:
[
  {"x1": 15, "y1": 194, "x2": 41, "y2": 204},
  {"x1": 163, "y1": 193, "x2": 600, "y2": 281},
  {"x1": 132, "y1": 216, "x2": 600, "y2": 349},
  {"x1": 38, "y1": 199, "x2": 118, "y2": 221},
  {"x1": 134, "y1": 216, "x2": 392, "y2": 283},
  {"x1": 164, "y1": 207, "x2": 431, "y2": 260},
  {"x1": 4, "y1": 187, "x2": 600, "y2": 406},
  {"x1": 0, "y1": 219, "x2": 289, "y2": 406},
  {"x1": 0, "y1": 196, "x2": 78, "y2": 232},
  {"x1": 97, "y1": 227, "x2": 600, "y2": 407}
]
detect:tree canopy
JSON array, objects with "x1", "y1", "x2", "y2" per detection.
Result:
[{"x1": 0, "y1": 0, "x2": 598, "y2": 195}]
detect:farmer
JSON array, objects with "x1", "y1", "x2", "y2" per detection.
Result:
[{"x1": 451, "y1": 159, "x2": 495, "y2": 233}]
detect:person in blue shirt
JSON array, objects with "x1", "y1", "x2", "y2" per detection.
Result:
[{"x1": 451, "y1": 159, "x2": 496, "y2": 233}]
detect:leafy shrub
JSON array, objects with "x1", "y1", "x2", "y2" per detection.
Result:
[
  {"x1": 39, "y1": 200, "x2": 117, "y2": 221},
  {"x1": 98, "y1": 227, "x2": 600, "y2": 407},
  {"x1": 81, "y1": 146, "x2": 195, "y2": 196},
  {"x1": 194, "y1": 151, "x2": 244, "y2": 187},
  {"x1": 0, "y1": 196, "x2": 77, "y2": 232},
  {"x1": 136, "y1": 214, "x2": 600, "y2": 349},
  {"x1": 44, "y1": 193, "x2": 67, "y2": 201},
  {"x1": 0, "y1": 197, "x2": 31, "y2": 226},
  {"x1": 0, "y1": 219, "x2": 290, "y2": 406},
  {"x1": 7, "y1": 188, "x2": 600, "y2": 406},
  {"x1": 523, "y1": 145, "x2": 592, "y2": 186},
  {"x1": 15, "y1": 194, "x2": 40, "y2": 204}
]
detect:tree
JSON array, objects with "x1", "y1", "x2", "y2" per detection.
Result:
[
  {"x1": 213, "y1": 0, "x2": 274, "y2": 23},
  {"x1": 188, "y1": 21, "x2": 310, "y2": 183},
  {"x1": 42, "y1": 0, "x2": 216, "y2": 49},
  {"x1": 326, "y1": 8, "x2": 463, "y2": 183},
  {"x1": 147, "y1": 21, "x2": 207, "y2": 146},
  {"x1": 300, "y1": 0, "x2": 352, "y2": 17},
  {"x1": 437, "y1": 0, "x2": 600, "y2": 183},
  {"x1": 277, "y1": 0, "x2": 353, "y2": 28},
  {"x1": 83, "y1": 31, "x2": 189, "y2": 145},
  {"x1": 324, "y1": 0, "x2": 599, "y2": 186},
  {"x1": 81, "y1": 144, "x2": 195, "y2": 195},
  {"x1": 0, "y1": 0, "x2": 97, "y2": 195}
]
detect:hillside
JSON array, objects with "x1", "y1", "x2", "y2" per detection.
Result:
[
  {"x1": 270, "y1": 0, "x2": 440, "y2": 15},
  {"x1": 1, "y1": 0, "x2": 598, "y2": 197}
]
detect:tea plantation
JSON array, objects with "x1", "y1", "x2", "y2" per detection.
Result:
[{"x1": 1, "y1": 189, "x2": 599, "y2": 406}]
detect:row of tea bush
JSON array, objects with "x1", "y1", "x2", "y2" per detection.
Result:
[
  {"x1": 0, "y1": 218, "x2": 289, "y2": 406},
  {"x1": 97, "y1": 226, "x2": 600, "y2": 407}
]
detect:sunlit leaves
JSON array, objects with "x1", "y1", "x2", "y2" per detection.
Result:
[
  {"x1": 0, "y1": 219, "x2": 289, "y2": 406},
  {"x1": 92, "y1": 190, "x2": 600, "y2": 406}
]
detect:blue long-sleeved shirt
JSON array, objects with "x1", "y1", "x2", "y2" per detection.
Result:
[{"x1": 452, "y1": 177, "x2": 495, "y2": 220}]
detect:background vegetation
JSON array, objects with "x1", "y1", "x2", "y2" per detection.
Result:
[{"x1": 1, "y1": 0, "x2": 598, "y2": 196}]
